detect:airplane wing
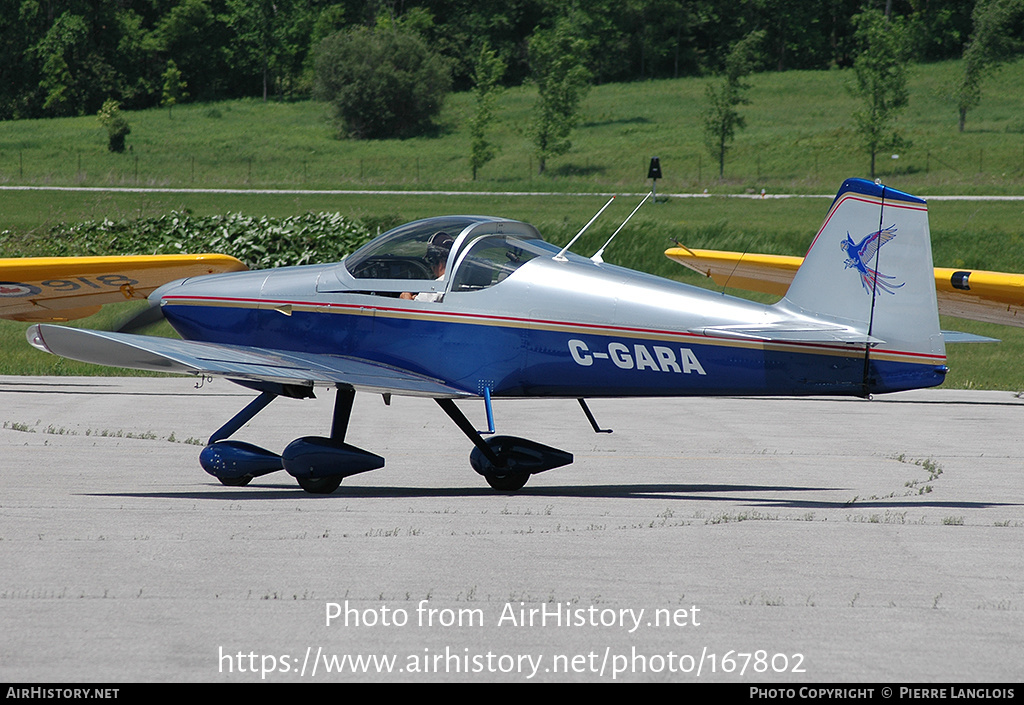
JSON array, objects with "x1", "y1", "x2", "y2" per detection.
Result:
[
  {"x1": 933, "y1": 267, "x2": 1024, "y2": 327},
  {"x1": 665, "y1": 247, "x2": 798, "y2": 297},
  {"x1": 666, "y1": 247, "x2": 1024, "y2": 329},
  {"x1": 26, "y1": 324, "x2": 472, "y2": 398},
  {"x1": 0, "y1": 254, "x2": 248, "y2": 322}
]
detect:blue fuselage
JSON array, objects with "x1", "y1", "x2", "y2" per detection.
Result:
[{"x1": 158, "y1": 254, "x2": 946, "y2": 399}]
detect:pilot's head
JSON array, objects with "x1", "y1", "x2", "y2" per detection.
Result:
[{"x1": 425, "y1": 232, "x2": 453, "y2": 274}]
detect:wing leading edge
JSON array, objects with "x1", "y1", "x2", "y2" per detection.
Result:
[{"x1": 26, "y1": 324, "x2": 472, "y2": 398}]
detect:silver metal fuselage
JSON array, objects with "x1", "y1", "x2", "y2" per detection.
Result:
[{"x1": 153, "y1": 216, "x2": 944, "y2": 398}]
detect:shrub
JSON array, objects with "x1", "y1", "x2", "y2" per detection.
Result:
[
  {"x1": 96, "y1": 99, "x2": 131, "y2": 152},
  {"x1": 26, "y1": 212, "x2": 374, "y2": 270},
  {"x1": 313, "y1": 26, "x2": 451, "y2": 139}
]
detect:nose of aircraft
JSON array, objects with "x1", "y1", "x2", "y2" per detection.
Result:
[
  {"x1": 110, "y1": 278, "x2": 188, "y2": 334},
  {"x1": 149, "y1": 277, "x2": 186, "y2": 306}
]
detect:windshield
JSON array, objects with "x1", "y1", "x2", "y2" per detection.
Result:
[{"x1": 344, "y1": 217, "x2": 483, "y2": 280}]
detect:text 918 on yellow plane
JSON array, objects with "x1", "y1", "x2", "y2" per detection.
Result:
[{"x1": 28, "y1": 178, "x2": 948, "y2": 494}]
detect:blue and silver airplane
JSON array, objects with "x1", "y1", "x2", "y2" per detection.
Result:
[{"x1": 27, "y1": 178, "x2": 947, "y2": 493}]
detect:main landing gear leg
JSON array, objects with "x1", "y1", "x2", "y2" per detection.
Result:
[
  {"x1": 290, "y1": 388, "x2": 351, "y2": 495},
  {"x1": 435, "y1": 398, "x2": 573, "y2": 492},
  {"x1": 282, "y1": 387, "x2": 384, "y2": 494}
]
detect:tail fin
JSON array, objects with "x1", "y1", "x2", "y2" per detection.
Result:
[{"x1": 777, "y1": 178, "x2": 945, "y2": 389}]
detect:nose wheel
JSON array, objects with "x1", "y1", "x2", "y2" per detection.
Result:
[{"x1": 218, "y1": 475, "x2": 253, "y2": 487}]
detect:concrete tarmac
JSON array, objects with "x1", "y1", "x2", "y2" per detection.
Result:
[{"x1": 1, "y1": 376, "x2": 1022, "y2": 683}]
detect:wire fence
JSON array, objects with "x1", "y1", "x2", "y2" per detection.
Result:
[{"x1": 4, "y1": 143, "x2": 1024, "y2": 192}]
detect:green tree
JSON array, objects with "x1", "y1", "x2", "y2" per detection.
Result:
[
  {"x1": 906, "y1": 0, "x2": 975, "y2": 61},
  {"x1": 224, "y1": 0, "x2": 319, "y2": 101},
  {"x1": 632, "y1": 0, "x2": 697, "y2": 79},
  {"x1": 22, "y1": 4, "x2": 154, "y2": 118},
  {"x1": 954, "y1": 0, "x2": 1024, "y2": 132},
  {"x1": 469, "y1": 44, "x2": 506, "y2": 180},
  {"x1": 224, "y1": 0, "x2": 277, "y2": 101},
  {"x1": 33, "y1": 11, "x2": 90, "y2": 116},
  {"x1": 314, "y1": 25, "x2": 452, "y2": 139},
  {"x1": 528, "y1": 17, "x2": 592, "y2": 175},
  {"x1": 849, "y1": 9, "x2": 912, "y2": 179},
  {"x1": 153, "y1": 0, "x2": 232, "y2": 102},
  {"x1": 97, "y1": 99, "x2": 131, "y2": 153},
  {"x1": 161, "y1": 60, "x2": 189, "y2": 118},
  {"x1": 701, "y1": 30, "x2": 763, "y2": 180}
]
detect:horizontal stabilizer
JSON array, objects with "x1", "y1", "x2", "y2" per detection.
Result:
[
  {"x1": 693, "y1": 322, "x2": 884, "y2": 346},
  {"x1": 665, "y1": 250, "x2": 1024, "y2": 331},
  {"x1": 27, "y1": 324, "x2": 472, "y2": 398},
  {"x1": 697, "y1": 323, "x2": 992, "y2": 346},
  {"x1": 941, "y1": 330, "x2": 1000, "y2": 344}
]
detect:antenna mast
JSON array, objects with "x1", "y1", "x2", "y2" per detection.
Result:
[
  {"x1": 591, "y1": 192, "x2": 652, "y2": 263},
  {"x1": 554, "y1": 197, "x2": 615, "y2": 262}
]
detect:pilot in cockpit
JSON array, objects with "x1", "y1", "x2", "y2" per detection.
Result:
[{"x1": 400, "y1": 231, "x2": 453, "y2": 302}]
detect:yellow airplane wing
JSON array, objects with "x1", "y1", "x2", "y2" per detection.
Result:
[
  {"x1": 0, "y1": 254, "x2": 247, "y2": 322},
  {"x1": 665, "y1": 248, "x2": 798, "y2": 297},
  {"x1": 932, "y1": 267, "x2": 1024, "y2": 326},
  {"x1": 665, "y1": 247, "x2": 1024, "y2": 328}
]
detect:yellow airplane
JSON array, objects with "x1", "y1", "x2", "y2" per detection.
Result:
[
  {"x1": 0, "y1": 254, "x2": 247, "y2": 322},
  {"x1": 665, "y1": 247, "x2": 1024, "y2": 328}
]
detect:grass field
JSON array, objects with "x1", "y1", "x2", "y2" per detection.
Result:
[
  {"x1": 1, "y1": 57, "x2": 1023, "y2": 389},
  {"x1": 2, "y1": 59, "x2": 1024, "y2": 194}
]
